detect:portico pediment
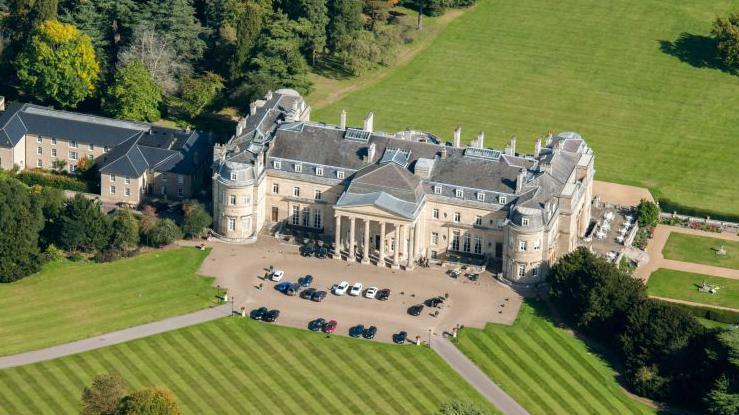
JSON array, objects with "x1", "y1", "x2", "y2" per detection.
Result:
[{"x1": 334, "y1": 204, "x2": 409, "y2": 222}]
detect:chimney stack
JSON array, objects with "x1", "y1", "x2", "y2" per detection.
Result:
[
  {"x1": 266, "y1": 90, "x2": 273, "y2": 100},
  {"x1": 534, "y1": 138, "x2": 542, "y2": 158},
  {"x1": 339, "y1": 109, "x2": 347, "y2": 130},
  {"x1": 509, "y1": 136, "x2": 517, "y2": 156},
  {"x1": 367, "y1": 143, "x2": 376, "y2": 162},
  {"x1": 249, "y1": 102, "x2": 257, "y2": 116},
  {"x1": 545, "y1": 130, "x2": 553, "y2": 146},
  {"x1": 441, "y1": 146, "x2": 448, "y2": 159},
  {"x1": 363, "y1": 112, "x2": 374, "y2": 133},
  {"x1": 453, "y1": 127, "x2": 461, "y2": 147},
  {"x1": 0, "y1": 96, "x2": 5, "y2": 112},
  {"x1": 477, "y1": 131, "x2": 485, "y2": 149},
  {"x1": 516, "y1": 168, "x2": 526, "y2": 193}
]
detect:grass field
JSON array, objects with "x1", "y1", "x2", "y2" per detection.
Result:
[
  {"x1": 0, "y1": 318, "x2": 497, "y2": 415},
  {"x1": 312, "y1": 0, "x2": 739, "y2": 217},
  {"x1": 647, "y1": 268, "x2": 739, "y2": 309},
  {"x1": 663, "y1": 233, "x2": 739, "y2": 270},
  {"x1": 455, "y1": 301, "x2": 656, "y2": 415},
  {"x1": 0, "y1": 248, "x2": 219, "y2": 357}
]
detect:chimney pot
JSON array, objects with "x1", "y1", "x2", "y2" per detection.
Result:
[
  {"x1": 367, "y1": 143, "x2": 376, "y2": 162},
  {"x1": 453, "y1": 127, "x2": 461, "y2": 148},
  {"x1": 249, "y1": 102, "x2": 257, "y2": 116},
  {"x1": 509, "y1": 136, "x2": 517, "y2": 156},
  {"x1": 339, "y1": 109, "x2": 347, "y2": 130},
  {"x1": 516, "y1": 168, "x2": 526, "y2": 193},
  {"x1": 534, "y1": 138, "x2": 542, "y2": 158},
  {"x1": 441, "y1": 146, "x2": 448, "y2": 159},
  {"x1": 363, "y1": 112, "x2": 374, "y2": 133},
  {"x1": 477, "y1": 131, "x2": 485, "y2": 149}
]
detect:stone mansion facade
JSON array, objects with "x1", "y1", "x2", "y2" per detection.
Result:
[{"x1": 212, "y1": 89, "x2": 594, "y2": 284}]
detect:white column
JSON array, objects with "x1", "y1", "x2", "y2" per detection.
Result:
[
  {"x1": 333, "y1": 215, "x2": 341, "y2": 259},
  {"x1": 392, "y1": 224, "x2": 401, "y2": 269},
  {"x1": 378, "y1": 221, "x2": 386, "y2": 267},
  {"x1": 407, "y1": 226, "x2": 416, "y2": 268},
  {"x1": 362, "y1": 218, "x2": 371, "y2": 264},
  {"x1": 414, "y1": 221, "x2": 422, "y2": 259},
  {"x1": 348, "y1": 216, "x2": 356, "y2": 260}
]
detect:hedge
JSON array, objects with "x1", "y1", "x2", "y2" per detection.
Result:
[
  {"x1": 654, "y1": 299, "x2": 739, "y2": 325},
  {"x1": 16, "y1": 170, "x2": 94, "y2": 193},
  {"x1": 658, "y1": 198, "x2": 739, "y2": 224}
]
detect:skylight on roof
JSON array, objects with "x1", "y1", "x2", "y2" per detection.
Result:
[
  {"x1": 464, "y1": 147, "x2": 501, "y2": 160},
  {"x1": 345, "y1": 128, "x2": 371, "y2": 142},
  {"x1": 379, "y1": 147, "x2": 411, "y2": 167}
]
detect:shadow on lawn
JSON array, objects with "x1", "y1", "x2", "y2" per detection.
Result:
[{"x1": 658, "y1": 33, "x2": 737, "y2": 76}]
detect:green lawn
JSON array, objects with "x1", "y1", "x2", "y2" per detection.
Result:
[
  {"x1": 0, "y1": 318, "x2": 498, "y2": 415},
  {"x1": 455, "y1": 301, "x2": 656, "y2": 415},
  {"x1": 312, "y1": 0, "x2": 739, "y2": 217},
  {"x1": 0, "y1": 248, "x2": 220, "y2": 357},
  {"x1": 663, "y1": 233, "x2": 739, "y2": 270},
  {"x1": 647, "y1": 268, "x2": 739, "y2": 309}
]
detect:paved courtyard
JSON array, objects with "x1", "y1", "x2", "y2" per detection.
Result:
[{"x1": 191, "y1": 237, "x2": 522, "y2": 344}]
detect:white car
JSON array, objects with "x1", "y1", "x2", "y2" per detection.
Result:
[
  {"x1": 270, "y1": 270, "x2": 285, "y2": 282},
  {"x1": 349, "y1": 282, "x2": 363, "y2": 296},
  {"x1": 334, "y1": 281, "x2": 350, "y2": 295},
  {"x1": 364, "y1": 287, "x2": 378, "y2": 299}
]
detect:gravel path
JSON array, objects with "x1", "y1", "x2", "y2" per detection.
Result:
[{"x1": 0, "y1": 305, "x2": 231, "y2": 369}]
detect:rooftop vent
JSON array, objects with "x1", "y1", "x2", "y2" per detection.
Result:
[
  {"x1": 344, "y1": 127, "x2": 371, "y2": 142},
  {"x1": 463, "y1": 147, "x2": 501, "y2": 160}
]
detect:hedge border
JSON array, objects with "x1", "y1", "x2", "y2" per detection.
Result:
[{"x1": 653, "y1": 299, "x2": 739, "y2": 325}]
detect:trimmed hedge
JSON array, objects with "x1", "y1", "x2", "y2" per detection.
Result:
[
  {"x1": 16, "y1": 170, "x2": 95, "y2": 193},
  {"x1": 658, "y1": 198, "x2": 739, "y2": 224},
  {"x1": 654, "y1": 299, "x2": 739, "y2": 325}
]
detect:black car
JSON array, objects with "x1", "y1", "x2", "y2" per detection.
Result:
[
  {"x1": 362, "y1": 326, "x2": 377, "y2": 339},
  {"x1": 308, "y1": 318, "x2": 326, "y2": 331},
  {"x1": 316, "y1": 246, "x2": 329, "y2": 258},
  {"x1": 285, "y1": 283, "x2": 301, "y2": 296},
  {"x1": 349, "y1": 324, "x2": 364, "y2": 338},
  {"x1": 298, "y1": 275, "x2": 314, "y2": 287},
  {"x1": 408, "y1": 304, "x2": 424, "y2": 316},
  {"x1": 301, "y1": 244, "x2": 315, "y2": 257},
  {"x1": 300, "y1": 288, "x2": 317, "y2": 299},
  {"x1": 250, "y1": 307, "x2": 268, "y2": 320},
  {"x1": 263, "y1": 309, "x2": 280, "y2": 322},
  {"x1": 424, "y1": 297, "x2": 444, "y2": 307},
  {"x1": 311, "y1": 290, "x2": 327, "y2": 302},
  {"x1": 376, "y1": 288, "x2": 391, "y2": 301},
  {"x1": 393, "y1": 331, "x2": 408, "y2": 344}
]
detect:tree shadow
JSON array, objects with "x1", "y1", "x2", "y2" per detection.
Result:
[{"x1": 658, "y1": 33, "x2": 737, "y2": 75}]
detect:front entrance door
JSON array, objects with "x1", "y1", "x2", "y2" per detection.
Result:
[
  {"x1": 495, "y1": 242, "x2": 503, "y2": 258},
  {"x1": 271, "y1": 206, "x2": 279, "y2": 222},
  {"x1": 374, "y1": 235, "x2": 380, "y2": 250}
]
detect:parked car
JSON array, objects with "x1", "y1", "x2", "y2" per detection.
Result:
[
  {"x1": 301, "y1": 244, "x2": 315, "y2": 257},
  {"x1": 408, "y1": 304, "x2": 424, "y2": 316},
  {"x1": 263, "y1": 309, "x2": 280, "y2": 322},
  {"x1": 376, "y1": 288, "x2": 391, "y2": 301},
  {"x1": 298, "y1": 275, "x2": 314, "y2": 287},
  {"x1": 333, "y1": 281, "x2": 350, "y2": 295},
  {"x1": 270, "y1": 270, "x2": 285, "y2": 281},
  {"x1": 250, "y1": 307, "x2": 268, "y2": 320},
  {"x1": 349, "y1": 282, "x2": 363, "y2": 296},
  {"x1": 393, "y1": 331, "x2": 408, "y2": 344},
  {"x1": 308, "y1": 318, "x2": 325, "y2": 331},
  {"x1": 364, "y1": 287, "x2": 378, "y2": 299},
  {"x1": 349, "y1": 324, "x2": 365, "y2": 338},
  {"x1": 274, "y1": 282, "x2": 291, "y2": 293},
  {"x1": 316, "y1": 246, "x2": 329, "y2": 258},
  {"x1": 362, "y1": 326, "x2": 377, "y2": 339},
  {"x1": 300, "y1": 288, "x2": 317, "y2": 299},
  {"x1": 311, "y1": 290, "x2": 327, "y2": 302},
  {"x1": 286, "y1": 283, "x2": 301, "y2": 296},
  {"x1": 424, "y1": 297, "x2": 444, "y2": 307},
  {"x1": 323, "y1": 320, "x2": 337, "y2": 333}
]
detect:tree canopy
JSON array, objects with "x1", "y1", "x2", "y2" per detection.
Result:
[
  {"x1": 712, "y1": 12, "x2": 739, "y2": 69},
  {"x1": 104, "y1": 59, "x2": 162, "y2": 122},
  {"x1": 0, "y1": 178, "x2": 44, "y2": 283},
  {"x1": 81, "y1": 373, "x2": 129, "y2": 415}
]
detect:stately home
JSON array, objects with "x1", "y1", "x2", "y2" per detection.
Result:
[
  {"x1": 212, "y1": 89, "x2": 594, "y2": 283},
  {"x1": 0, "y1": 96, "x2": 210, "y2": 205}
]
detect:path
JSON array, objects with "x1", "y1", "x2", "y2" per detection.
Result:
[
  {"x1": 431, "y1": 335, "x2": 529, "y2": 415},
  {"x1": 650, "y1": 296, "x2": 739, "y2": 313},
  {"x1": 635, "y1": 225, "x2": 739, "y2": 281},
  {"x1": 0, "y1": 305, "x2": 231, "y2": 370}
]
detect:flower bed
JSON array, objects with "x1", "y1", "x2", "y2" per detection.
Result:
[{"x1": 632, "y1": 225, "x2": 654, "y2": 250}]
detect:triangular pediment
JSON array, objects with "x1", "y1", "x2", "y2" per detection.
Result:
[{"x1": 334, "y1": 204, "x2": 407, "y2": 221}]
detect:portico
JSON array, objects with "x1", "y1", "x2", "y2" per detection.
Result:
[{"x1": 332, "y1": 212, "x2": 420, "y2": 269}]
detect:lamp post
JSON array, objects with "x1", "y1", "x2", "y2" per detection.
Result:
[
  {"x1": 428, "y1": 328, "x2": 432, "y2": 348},
  {"x1": 231, "y1": 296, "x2": 235, "y2": 316}
]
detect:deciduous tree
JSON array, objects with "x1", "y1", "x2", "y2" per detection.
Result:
[
  {"x1": 143, "y1": 218, "x2": 181, "y2": 247},
  {"x1": 81, "y1": 373, "x2": 129, "y2": 415},
  {"x1": 182, "y1": 200, "x2": 212, "y2": 238},
  {"x1": 105, "y1": 59, "x2": 162, "y2": 122},
  {"x1": 635, "y1": 198, "x2": 659, "y2": 227},
  {"x1": 118, "y1": 25, "x2": 183, "y2": 95},
  {"x1": 0, "y1": 178, "x2": 44, "y2": 283},
  {"x1": 109, "y1": 209, "x2": 140, "y2": 251},
  {"x1": 175, "y1": 72, "x2": 223, "y2": 119},
  {"x1": 712, "y1": 12, "x2": 739, "y2": 69},
  {"x1": 115, "y1": 388, "x2": 181, "y2": 415}
]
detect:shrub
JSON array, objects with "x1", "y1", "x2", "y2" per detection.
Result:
[
  {"x1": 16, "y1": 169, "x2": 94, "y2": 193},
  {"x1": 636, "y1": 199, "x2": 660, "y2": 228},
  {"x1": 143, "y1": 219, "x2": 182, "y2": 247},
  {"x1": 41, "y1": 244, "x2": 65, "y2": 263}
]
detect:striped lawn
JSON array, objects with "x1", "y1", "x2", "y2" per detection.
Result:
[
  {"x1": 455, "y1": 300, "x2": 655, "y2": 415},
  {"x1": 0, "y1": 318, "x2": 498, "y2": 415},
  {"x1": 0, "y1": 248, "x2": 220, "y2": 357}
]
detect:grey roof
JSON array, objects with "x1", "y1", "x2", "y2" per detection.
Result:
[
  {"x1": 0, "y1": 103, "x2": 28, "y2": 147},
  {"x1": 336, "y1": 191, "x2": 419, "y2": 219},
  {"x1": 336, "y1": 163, "x2": 424, "y2": 219}
]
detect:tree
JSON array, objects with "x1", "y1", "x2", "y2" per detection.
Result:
[
  {"x1": 115, "y1": 387, "x2": 181, "y2": 415},
  {"x1": 0, "y1": 178, "x2": 44, "y2": 283},
  {"x1": 712, "y1": 13, "x2": 739, "y2": 69},
  {"x1": 175, "y1": 72, "x2": 223, "y2": 119},
  {"x1": 281, "y1": 0, "x2": 328, "y2": 65},
  {"x1": 109, "y1": 209, "x2": 140, "y2": 251},
  {"x1": 705, "y1": 330, "x2": 739, "y2": 415},
  {"x1": 141, "y1": 0, "x2": 206, "y2": 64},
  {"x1": 15, "y1": 20, "x2": 100, "y2": 108},
  {"x1": 57, "y1": 194, "x2": 111, "y2": 252},
  {"x1": 635, "y1": 198, "x2": 659, "y2": 228},
  {"x1": 52, "y1": 159, "x2": 68, "y2": 172},
  {"x1": 181, "y1": 200, "x2": 212, "y2": 238},
  {"x1": 105, "y1": 60, "x2": 162, "y2": 122},
  {"x1": 118, "y1": 25, "x2": 183, "y2": 95},
  {"x1": 438, "y1": 400, "x2": 489, "y2": 415},
  {"x1": 81, "y1": 373, "x2": 129, "y2": 415},
  {"x1": 706, "y1": 375, "x2": 739, "y2": 415},
  {"x1": 327, "y1": 0, "x2": 363, "y2": 53},
  {"x1": 143, "y1": 218, "x2": 181, "y2": 247}
]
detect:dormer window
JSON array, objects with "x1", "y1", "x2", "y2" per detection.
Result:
[
  {"x1": 434, "y1": 185, "x2": 442, "y2": 195},
  {"x1": 316, "y1": 167, "x2": 323, "y2": 176},
  {"x1": 455, "y1": 189, "x2": 463, "y2": 198},
  {"x1": 337, "y1": 170, "x2": 345, "y2": 179},
  {"x1": 522, "y1": 218, "x2": 529, "y2": 226},
  {"x1": 294, "y1": 164, "x2": 302, "y2": 173},
  {"x1": 273, "y1": 160, "x2": 281, "y2": 169},
  {"x1": 477, "y1": 192, "x2": 485, "y2": 202},
  {"x1": 499, "y1": 196, "x2": 507, "y2": 204}
]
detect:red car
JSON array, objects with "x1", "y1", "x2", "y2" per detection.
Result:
[{"x1": 323, "y1": 320, "x2": 337, "y2": 334}]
